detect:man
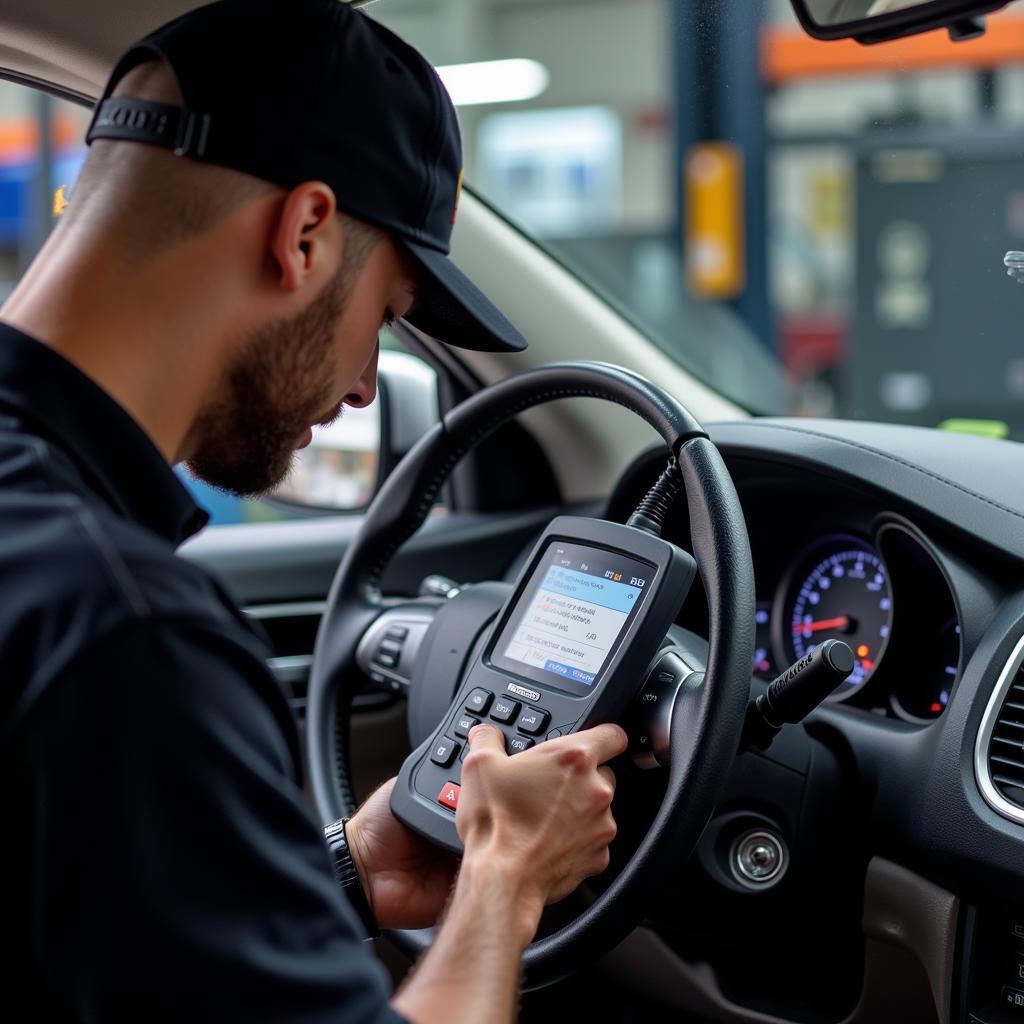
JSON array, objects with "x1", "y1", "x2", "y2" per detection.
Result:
[{"x1": 0, "y1": 1, "x2": 626, "y2": 1021}]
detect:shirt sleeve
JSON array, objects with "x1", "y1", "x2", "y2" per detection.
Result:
[{"x1": 14, "y1": 617, "x2": 409, "y2": 1024}]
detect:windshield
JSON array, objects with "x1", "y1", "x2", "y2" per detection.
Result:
[{"x1": 371, "y1": 0, "x2": 1024, "y2": 436}]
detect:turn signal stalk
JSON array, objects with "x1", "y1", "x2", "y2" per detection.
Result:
[{"x1": 742, "y1": 639, "x2": 855, "y2": 752}]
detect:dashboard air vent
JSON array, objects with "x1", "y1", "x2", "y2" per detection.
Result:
[
  {"x1": 987, "y1": 672, "x2": 1024, "y2": 803},
  {"x1": 246, "y1": 601, "x2": 325, "y2": 726},
  {"x1": 976, "y1": 636, "x2": 1024, "y2": 824},
  {"x1": 245, "y1": 600, "x2": 395, "y2": 729}
]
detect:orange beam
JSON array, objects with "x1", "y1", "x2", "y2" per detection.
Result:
[
  {"x1": 763, "y1": 16, "x2": 1024, "y2": 84},
  {"x1": 0, "y1": 114, "x2": 83, "y2": 156}
]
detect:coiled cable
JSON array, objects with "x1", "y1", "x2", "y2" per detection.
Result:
[{"x1": 627, "y1": 456, "x2": 683, "y2": 537}]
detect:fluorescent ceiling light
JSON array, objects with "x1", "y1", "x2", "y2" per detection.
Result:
[{"x1": 436, "y1": 59, "x2": 550, "y2": 107}]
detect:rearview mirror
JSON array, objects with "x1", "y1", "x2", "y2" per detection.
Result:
[{"x1": 790, "y1": 0, "x2": 1011, "y2": 43}]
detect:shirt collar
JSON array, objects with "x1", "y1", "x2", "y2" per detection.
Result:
[{"x1": 0, "y1": 323, "x2": 209, "y2": 546}]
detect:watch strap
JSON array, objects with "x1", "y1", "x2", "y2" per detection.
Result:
[{"x1": 324, "y1": 817, "x2": 380, "y2": 939}]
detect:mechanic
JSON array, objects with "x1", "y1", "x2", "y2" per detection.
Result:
[{"x1": 0, "y1": 1, "x2": 626, "y2": 1021}]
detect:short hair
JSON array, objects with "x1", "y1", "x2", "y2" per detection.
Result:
[{"x1": 65, "y1": 59, "x2": 382, "y2": 270}]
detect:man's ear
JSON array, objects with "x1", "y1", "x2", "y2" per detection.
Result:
[{"x1": 270, "y1": 181, "x2": 339, "y2": 292}]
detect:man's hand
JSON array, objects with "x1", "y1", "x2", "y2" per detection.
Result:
[
  {"x1": 455, "y1": 722, "x2": 628, "y2": 948},
  {"x1": 345, "y1": 722, "x2": 627, "y2": 943},
  {"x1": 345, "y1": 778, "x2": 459, "y2": 930},
  {"x1": 389, "y1": 722, "x2": 627, "y2": 1024}
]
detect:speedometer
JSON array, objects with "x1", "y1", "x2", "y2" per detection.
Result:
[{"x1": 777, "y1": 539, "x2": 892, "y2": 701}]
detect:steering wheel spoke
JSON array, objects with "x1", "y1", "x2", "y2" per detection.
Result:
[{"x1": 355, "y1": 602, "x2": 439, "y2": 697}]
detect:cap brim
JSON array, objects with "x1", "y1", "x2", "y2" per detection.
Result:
[{"x1": 400, "y1": 241, "x2": 527, "y2": 353}]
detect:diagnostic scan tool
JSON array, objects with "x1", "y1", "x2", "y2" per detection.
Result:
[{"x1": 390, "y1": 515, "x2": 697, "y2": 852}]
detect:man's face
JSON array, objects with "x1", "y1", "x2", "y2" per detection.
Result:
[{"x1": 186, "y1": 236, "x2": 416, "y2": 496}]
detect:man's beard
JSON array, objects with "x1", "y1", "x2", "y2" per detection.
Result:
[{"x1": 186, "y1": 265, "x2": 351, "y2": 496}]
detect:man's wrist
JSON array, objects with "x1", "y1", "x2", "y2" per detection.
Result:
[{"x1": 457, "y1": 847, "x2": 545, "y2": 951}]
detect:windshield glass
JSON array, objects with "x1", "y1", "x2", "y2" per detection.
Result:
[{"x1": 372, "y1": 0, "x2": 1024, "y2": 435}]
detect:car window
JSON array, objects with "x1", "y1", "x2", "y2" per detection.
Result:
[
  {"x1": 372, "y1": 0, "x2": 1024, "y2": 438},
  {"x1": 178, "y1": 333, "x2": 437, "y2": 525},
  {"x1": 0, "y1": 86, "x2": 89, "y2": 297},
  {"x1": 0, "y1": 79, "x2": 438, "y2": 526}
]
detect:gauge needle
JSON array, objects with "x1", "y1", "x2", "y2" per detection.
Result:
[{"x1": 795, "y1": 615, "x2": 851, "y2": 634}]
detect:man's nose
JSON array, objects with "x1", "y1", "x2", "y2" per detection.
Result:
[{"x1": 345, "y1": 343, "x2": 380, "y2": 408}]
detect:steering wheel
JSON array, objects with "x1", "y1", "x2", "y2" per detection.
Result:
[{"x1": 306, "y1": 361, "x2": 754, "y2": 987}]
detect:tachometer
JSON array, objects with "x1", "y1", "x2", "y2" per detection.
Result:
[
  {"x1": 777, "y1": 539, "x2": 892, "y2": 701},
  {"x1": 891, "y1": 617, "x2": 960, "y2": 723}
]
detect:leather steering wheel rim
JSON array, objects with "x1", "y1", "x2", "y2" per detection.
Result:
[{"x1": 306, "y1": 360, "x2": 755, "y2": 986}]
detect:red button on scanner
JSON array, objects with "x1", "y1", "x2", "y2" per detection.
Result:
[{"x1": 437, "y1": 782, "x2": 460, "y2": 811}]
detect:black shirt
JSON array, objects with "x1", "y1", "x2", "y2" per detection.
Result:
[{"x1": 0, "y1": 324, "x2": 405, "y2": 1023}]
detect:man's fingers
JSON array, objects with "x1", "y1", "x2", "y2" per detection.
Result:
[
  {"x1": 597, "y1": 764, "x2": 617, "y2": 793},
  {"x1": 468, "y1": 723, "x2": 626, "y2": 762},
  {"x1": 573, "y1": 723, "x2": 629, "y2": 764},
  {"x1": 467, "y1": 723, "x2": 507, "y2": 754}
]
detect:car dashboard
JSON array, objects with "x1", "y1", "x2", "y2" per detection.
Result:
[{"x1": 598, "y1": 417, "x2": 1024, "y2": 1024}]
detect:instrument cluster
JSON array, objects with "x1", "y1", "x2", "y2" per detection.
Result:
[
  {"x1": 752, "y1": 532, "x2": 961, "y2": 724},
  {"x1": 604, "y1": 450, "x2": 965, "y2": 726}
]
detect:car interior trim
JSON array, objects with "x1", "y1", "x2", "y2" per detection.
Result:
[
  {"x1": 973, "y1": 630, "x2": 1024, "y2": 827},
  {"x1": 246, "y1": 601, "x2": 328, "y2": 621},
  {"x1": 265, "y1": 654, "x2": 313, "y2": 686},
  {"x1": 598, "y1": 857, "x2": 956, "y2": 1024}
]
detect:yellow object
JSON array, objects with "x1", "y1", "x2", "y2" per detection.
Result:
[
  {"x1": 809, "y1": 166, "x2": 849, "y2": 239},
  {"x1": 684, "y1": 142, "x2": 744, "y2": 299},
  {"x1": 52, "y1": 185, "x2": 69, "y2": 217}
]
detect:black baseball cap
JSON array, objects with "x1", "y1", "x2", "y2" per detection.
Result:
[{"x1": 86, "y1": 0, "x2": 527, "y2": 353}]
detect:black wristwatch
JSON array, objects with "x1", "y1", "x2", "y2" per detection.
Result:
[{"x1": 323, "y1": 817, "x2": 380, "y2": 939}]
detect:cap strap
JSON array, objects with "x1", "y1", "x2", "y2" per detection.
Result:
[{"x1": 86, "y1": 97, "x2": 212, "y2": 159}]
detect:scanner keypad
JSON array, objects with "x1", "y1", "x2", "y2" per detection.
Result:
[{"x1": 427, "y1": 687, "x2": 568, "y2": 811}]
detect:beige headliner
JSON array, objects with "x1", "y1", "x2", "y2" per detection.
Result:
[
  {"x1": 0, "y1": 0, "x2": 217, "y2": 99},
  {"x1": 0, "y1": 0, "x2": 376, "y2": 99}
]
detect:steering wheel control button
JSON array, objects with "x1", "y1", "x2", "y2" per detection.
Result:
[
  {"x1": 430, "y1": 736, "x2": 460, "y2": 768},
  {"x1": 374, "y1": 639, "x2": 401, "y2": 668},
  {"x1": 436, "y1": 782, "x2": 460, "y2": 812},
  {"x1": 629, "y1": 733, "x2": 659, "y2": 769},
  {"x1": 384, "y1": 626, "x2": 409, "y2": 641},
  {"x1": 626, "y1": 652, "x2": 699, "y2": 769},
  {"x1": 730, "y1": 829, "x2": 788, "y2": 889},
  {"x1": 516, "y1": 707, "x2": 550, "y2": 735},
  {"x1": 465, "y1": 688, "x2": 493, "y2": 715},
  {"x1": 490, "y1": 697, "x2": 520, "y2": 723},
  {"x1": 453, "y1": 714, "x2": 479, "y2": 738},
  {"x1": 1004, "y1": 986, "x2": 1024, "y2": 1011},
  {"x1": 508, "y1": 736, "x2": 535, "y2": 754}
]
